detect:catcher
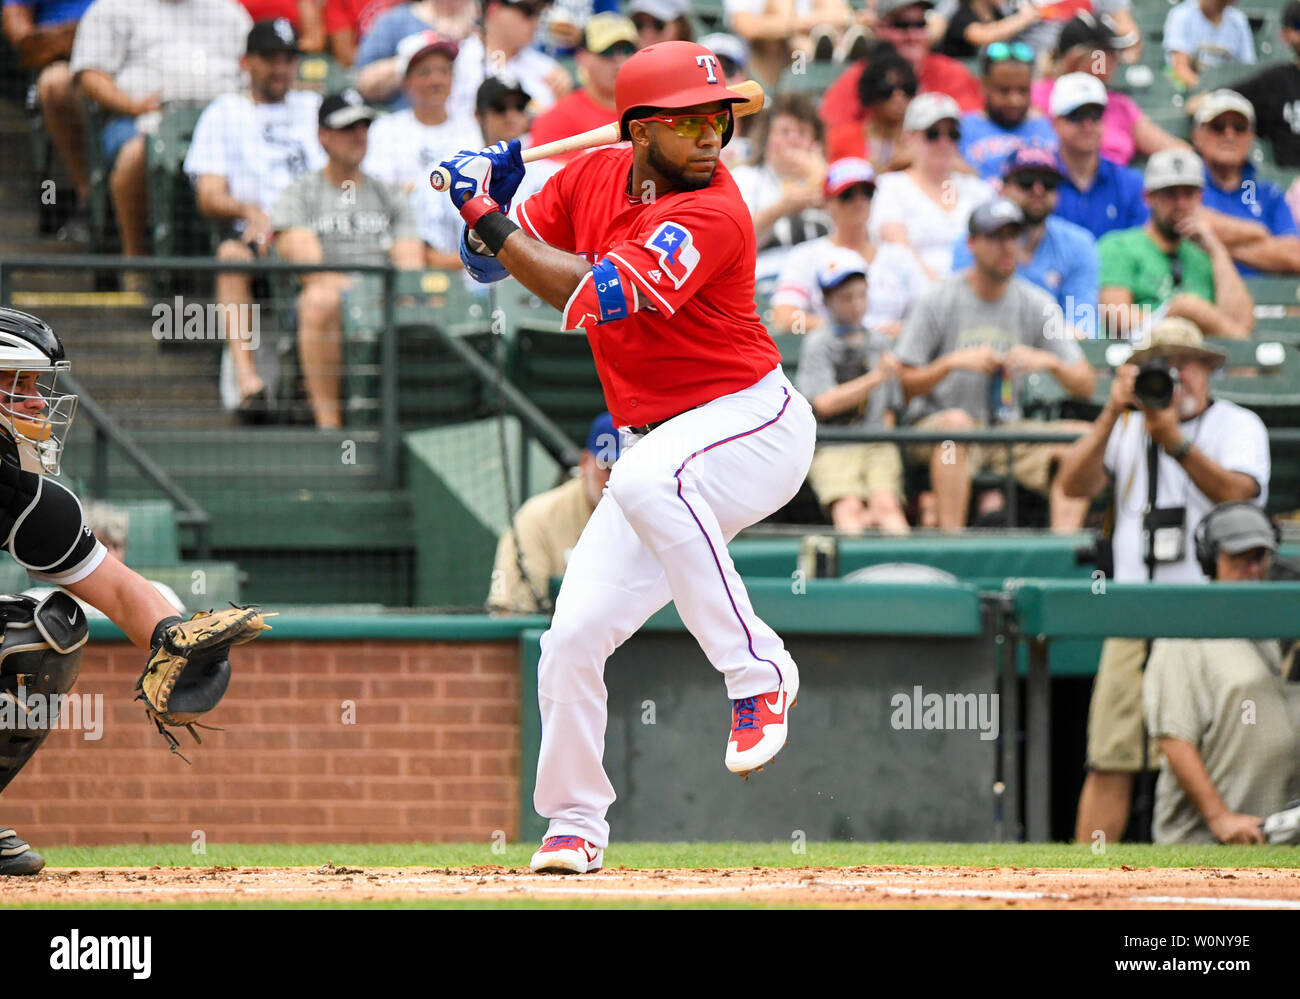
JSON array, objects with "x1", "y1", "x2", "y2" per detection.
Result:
[{"x1": 0, "y1": 307, "x2": 270, "y2": 876}]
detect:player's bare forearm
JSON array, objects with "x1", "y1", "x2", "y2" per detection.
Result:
[
  {"x1": 65, "y1": 553, "x2": 179, "y2": 649},
  {"x1": 494, "y1": 231, "x2": 592, "y2": 313}
]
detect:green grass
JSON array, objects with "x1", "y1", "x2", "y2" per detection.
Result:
[{"x1": 39, "y1": 841, "x2": 1300, "y2": 870}]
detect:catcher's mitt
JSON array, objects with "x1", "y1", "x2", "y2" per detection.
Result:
[{"x1": 136, "y1": 604, "x2": 272, "y2": 760}]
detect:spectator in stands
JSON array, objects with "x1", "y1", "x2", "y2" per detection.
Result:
[
  {"x1": 359, "y1": 0, "x2": 569, "y2": 115},
  {"x1": 818, "y1": 0, "x2": 982, "y2": 132},
  {"x1": 24, "y1": 501, "x2": 188, "y2": 616},
  {"x1": 3, "y1": 0, "x2": 94, "y2": 238},
  {"x1": 488, "y1": 412, "x2": 620, "y2": 614},
  {"x1": 699, "y1": 32, "x2": 756, "y2": 167},
  {"x1": 868, "y1": 94, "x2": 995, "y2": 279},
  {"x1": 929, "y1": 0, "x2": 1042, "y2": 62},
  {"x1": 70, "y1": 0, "x2": 251, "y2": 283},
  {"x1": 363, "y1": 31, "x2": 478, "y2": 189},
  {"x1": 238, "y1": 0, "x2": 325, "y2": 51},
  {"x1": 1098, "y1": 149, "x2": 1255, "y2": 340},
  {"x1": 185, "y1": 19, "x2": 326, "y2": 421},
  {"x1": 528, "y1": 13, "x2": 637, "y2": 161},
  {"x1": 795, "y1": 249, "x2": 909, "y2": 535},
  {"x1": 1192, "y1": 91, "x2": 1300, "y2": 277},
  {"x1": 1058, "y1": 319, "x2": 1270, "y2": 843},
  {"x1": 952, "y1": 148, "x2": 1098, "y2": 338},
  {"x1": 1049, "y1": 72, "x2": 1147, "y2": 241},
  {"x1": 896, "y1": 199, "x2": 1095, "y2": 531},
  {"x1": 628, "y1": 0, "x2": 692, "y2": 47},
  {"x1": 959, "y1": 40, "x2": 1057, "y2": 181},
  {"x1": 323, "y1": 0, "x2": 399, "y2": 65},
  {"x1": 825, "y1": 41, "x2": 916, "y2": 168},
  {"x1": 1033, "y1": 13, "x2": 1183, "y2": 168},
  {"x1": 725, "y1": 0, "x2": 853, "y2": 88},
  {"x1": 272, "y1": 90, "x2": 424, "y2": 428},
  {"x1": 532, "y1": 0, "x2": 616, "y2": 57},
  {"x1": 772, "y1": 158, "x2": 929, "y2": 339},
  {"x1": 1227, "y1": 1, "x2": 1300, "y2": 169},
  {"x1": 1144, "y1": 502, "x2": 1298, "y2": 845},
  {"x1": 731, "y1": 93, "x2": 831, "y2": 282},
  {"x1": 1164, "y1": 0, "x2": 1255, "y2": 90}
]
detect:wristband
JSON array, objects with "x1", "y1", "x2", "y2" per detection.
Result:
[
  {"x1": 459, "y1": 193, "x2": 502, "y2": 229},
  {"x1": 472, "y1": 210, "x2": 520, "y2": 256},
  {"x1": 1168, "y1": 436, "x2": 1193, "y2": 462}
]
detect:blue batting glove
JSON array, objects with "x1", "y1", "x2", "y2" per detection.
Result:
[
  {"x1": 481, "y1": 139, "x2": 525, "y2": 211},
  {"x1": 460, "y1": 227, "x2": 508, "y2": 284},
  {"x1": 440, "y1": 149, "x2": 493, "y2": 209}
]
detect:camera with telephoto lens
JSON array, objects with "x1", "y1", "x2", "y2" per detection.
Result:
[{"x1": 1134, "y1": 359, "x2": 1179, "y2": 409}]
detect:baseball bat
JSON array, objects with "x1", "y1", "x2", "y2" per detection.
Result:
[{"x1": 429, "y1": 79, "x2": 766, "y2": 192}]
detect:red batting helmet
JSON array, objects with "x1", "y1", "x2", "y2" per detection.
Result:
[{"x1": 615, "y1": 40, "x2": 748, "y2": 144}]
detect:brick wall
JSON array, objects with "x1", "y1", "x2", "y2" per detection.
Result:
[{"x1": 1, "y1": 640, "x2": 520, "y2": 845}]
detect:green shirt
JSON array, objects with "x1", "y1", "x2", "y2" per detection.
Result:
[{"x1": 1097, "y1": 226, "x2": 1216, "y2": 309}]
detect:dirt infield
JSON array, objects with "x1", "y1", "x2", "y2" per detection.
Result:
[{"x1": 6, "y1": 864, "x2": 1300, "y2": 907}]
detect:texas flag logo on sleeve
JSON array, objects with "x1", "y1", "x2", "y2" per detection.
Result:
[{"x1": 646, "y1": 221, "x2": 700, "y2": 289}]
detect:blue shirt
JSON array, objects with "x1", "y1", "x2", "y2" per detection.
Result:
[
  {"x1": 1200, "y1": 162, "x2": 1298, "y2": 278},
  {"x1": 960, "y1": 111, "x2": 1058, "y2": 181},
  {"x1": 1163, "y1": 0, "x2": 1255, "y2": 71},
  {"x1": 952, "y1": 214, "x2": 1100, "y2": 337},
  {"x1": 1055, "y1": 156, "x2": 1148, "y2": 241},
  {"x1": 2, "y1": 0, "x2": 92, "y2": 27}
]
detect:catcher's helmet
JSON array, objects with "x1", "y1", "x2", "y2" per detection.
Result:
[
  {"x1": 0, "y1": 308, "x2": 77, "y2": 476},
  {"x1": 616, "y1": 40, "x2": 748, "y2": 144}
]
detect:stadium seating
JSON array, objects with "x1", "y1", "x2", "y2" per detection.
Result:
[{"x1": 146, "y1": 105, "x2": 211, "y2": 261}]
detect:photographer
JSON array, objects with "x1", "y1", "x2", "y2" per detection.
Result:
[
  {"x1": 1056, "y1": 317, "x2": 1270, "y2": 844},
  {"x1": 1143, "y1": 502, "x2": 1300, "y2": 845}
]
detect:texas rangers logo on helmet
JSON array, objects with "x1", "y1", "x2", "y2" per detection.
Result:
[{"x1": 645, "y1": 222, "x2": 700, "y2": 289}]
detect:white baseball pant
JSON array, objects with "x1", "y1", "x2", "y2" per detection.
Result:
[{"x1": 534, "y1": 364, "x2": 817, "y2": 847}]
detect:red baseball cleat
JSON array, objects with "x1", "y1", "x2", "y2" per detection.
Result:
[
  {"x1": 530, "y1": 835, "x2": 604, "y2": 874},
  {"x1": 726, "y1": 682, "x2": 796, "y2": 777}
]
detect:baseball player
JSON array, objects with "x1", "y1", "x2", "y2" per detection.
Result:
[
  {"x1": 437, "y1": 41, "x2": 817, "y2": 874},
  {"x1": 0, "y1": 307, "x2": 267, "y2": 875}
]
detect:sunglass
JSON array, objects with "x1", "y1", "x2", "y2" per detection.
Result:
[
  {"x1": 886, "y1": 17, "x2": 928, "y2": 30},
  {"x1": 871, "y1": 80, "x2": 918, "y2": 100},
  {"x1": 487, "y1": 100, "x2": 529, "y2": 114},
  {"x1": 985, "y1": 41, "x2": 1035, "y2": 64},
  {"x1": 640, "y1": 109, "x2": 730, "y2": 139},
  {"x1": 1063, "y1": 105, "x2": 1104, "y2": 124},
  {"x1": 511, "y1": 0, "x2": 548, "y2": 17},
  {"x1": 597, "y1": 41, "x2": 637, "y2": 58},
  {"x1": 1167, "y1": 252, "x2": 1183, "y2": 288},
  {"x1": 923, "y1": 124, "x2": 961, "y2": 142},
  {"x1": 834, "y1": 184, "x2": 874, "y2": 202},
  {"x1": 1206, "y1": 119, "x2": 1251, "y2": 135},
  {"x1": 1011, "y1": 172, "x2": 1060, "y2": 191},
  {"x1": 633, "y1": 14, "x2": 665, "y2": 31}
]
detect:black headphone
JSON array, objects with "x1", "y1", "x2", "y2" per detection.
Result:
[{"x1": 1193, "y1": 501, "x2": 1281, "y2": 579}]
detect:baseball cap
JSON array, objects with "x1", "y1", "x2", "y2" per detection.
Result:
[
  {"x1": 903, "y1": 92, "x2": 960, "y2": 132},
  {"x1": 586, "y1": 412, "x2": 621, "y2": 467},
  {"x1": 1286, "y1": 0, "x2": 1300, "y2": 29},
  {"x1": 395, "y1": 29, "x2": 459, "y2": 78},
  {"x1": 1049, "y1": 72, "x2": 1108, "y2": 117},
  {"x1": 319, "y1": 88, "x2": 377, "y2": 129},
  {"x1": 585, "y1": 12, "x2": 638, "y2": 54},
  {"x1": 816, "y1": 247, "x2": 869, "y2": 292},
  {"x1": 1193, "y1": 89, "x2": 1256, "y2": 128},
  {"x1": 628, "y1": 0, "x2": 690, "y2": 22},
  {"x1": 878, "y1": 0, "x2": 933, "y2": 19},
  {"x1": 700, "y1": 32, "x2": 747, "y2": 70},
  {"x1": 1128, "y1": 317, "x2": 1225, "y2": 368},
  {"x1": 1143, "y1": 148, "x2": 1205, "y2": 193},
  {"x1": 968, "y1": 198, "x2": 1025, "y2": 237},
  {"x1": 476, "y1": 74, "x2": 532, "y2": 114},
  {"x1": 1054, "y1": 12, "x2": 1117, "y2": 56},
  {"x1": 824, "y1": 157, "x2": 876, "y2": 197},
  {"x1": 247, "y1": 17, "x2": 301, "y2": 55},
  {"x1": 1001, "y1": 146, "x2": 1064, "y2": 181},
  {"x1": 1205, "y1": 503, "x2": 1278, "y2": 556}
]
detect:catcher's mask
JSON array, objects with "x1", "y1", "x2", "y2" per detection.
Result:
[{"x1": 0, "y1": 308, "x2": 77, "y2": 477}]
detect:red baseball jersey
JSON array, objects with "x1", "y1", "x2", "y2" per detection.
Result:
[{"x1": 515, "y1": 146, "x2": 781, "y2": 427}]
